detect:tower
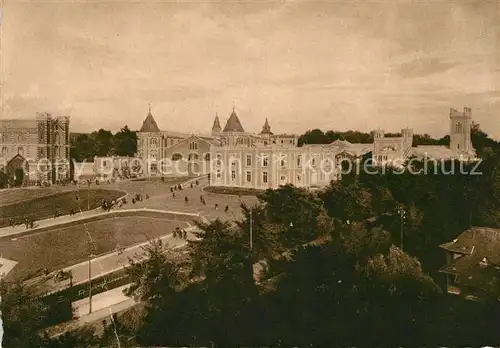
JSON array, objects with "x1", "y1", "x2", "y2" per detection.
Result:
[
  {"x1": 260, "y1": 118, "x2": 272, "y2": 135},
  {"x1": 212, "y1": 113, "x2": 222, "y2": 136},
  {"x1": 449, "y1": 107, "x2": 473, "y2": 155}
]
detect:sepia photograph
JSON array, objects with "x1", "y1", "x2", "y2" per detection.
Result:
[{"x1": 0, "y1": 0, "x2": 499, "y2": 346}]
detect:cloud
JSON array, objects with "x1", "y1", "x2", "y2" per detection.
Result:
[{"x1": 393, "y1": 57, "x2": 457, "y2": 79}]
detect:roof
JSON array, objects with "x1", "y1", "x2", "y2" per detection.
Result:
[
  {"x1": 212, "y1": 114, "x2": 221, "y2": 131},
  {"x1": 260, "y1": 118, "x2": 272, "y2": 134},
  {"x1": 140, "y1": 110, "x2": 161, "y2": 133},
  {"x1": 0, "y1": 119, "x2": 37, "y2": 129},
  {"x1": 331, "y1": 139, "x2": 352, "y2": 147},
  {"x1": 223, "y1": 108, "x2": 245, "y2": 133},
  {"x1": 412, "y1": 145, "x2": 455, "y2": 159},
  {"x1": 439, "y1": 227, "x2": 500, "y2": 293}
]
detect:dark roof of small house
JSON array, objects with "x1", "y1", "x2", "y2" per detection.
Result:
[
  {"x1": 439, "y1": 227, "x2": 500, "y2": 292},
  {"x1": 222, "y1": 109, "x2": 245, "y2": 133}
]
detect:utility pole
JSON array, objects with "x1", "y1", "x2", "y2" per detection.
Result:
[
  {"x1": 88, "y1": 242, "x2": 93, "y2": 314},
  {"x1": 397, "y1": 207, "x2": 406, "y2": 251}
]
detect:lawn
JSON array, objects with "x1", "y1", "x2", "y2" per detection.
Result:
[
  {"x1": 203, "y1": 186, "x2": 265, "y2": 196},
  {"x1": 0, "y1": 189, "x2": 126, "y2": 227},
  {"x1": 0, "y1": 214, "x2": 189, "y2": 280},
  {"x1": 0, "y1": 187, "x2": 72, "y2": 206}
]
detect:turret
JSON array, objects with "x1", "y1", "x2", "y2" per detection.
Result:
[
  {"x1": 212, "y1": 113, "x2": 222, "y2": 136},
  {"x1": 260, "y1": 118, "x2": 272, "y2": 135},
  {"x1": 373, "y1": 129, "x2": 385, "y2": 139}
]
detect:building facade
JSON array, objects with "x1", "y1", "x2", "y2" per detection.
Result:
[
  {"x1": 0, "y1": 113, "x2": 71, "y2": 185},
  {"x1": 135, "y1": 106, "x2": 219, "y2": 177},
  {"x1": 134, "y1": 104, "x2": 477, "y2": 190}
]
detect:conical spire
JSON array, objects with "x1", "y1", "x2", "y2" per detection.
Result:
[
  {"x1": 140, "y1": 104, "x2": 160, "y2": 132},
  {"x1": 222, "y1": 106, "x2": 245, "y2": 133},
  {"x1": 261, "y1": 117, "x2": 272, "y2": 135},
  {"x1": 212, "y1": 113, "x2": 222, "y2": 136}
]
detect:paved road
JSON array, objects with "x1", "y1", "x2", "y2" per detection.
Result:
[
  {"x1": 33, "y1": 226, "x2": 198, "y2": 295},
  {"x1": 124, "y1": 177, "x2": 259, "y2": 221},
  {"x1": 72, "y1": 284, "x2": 134, "y2": 318}
]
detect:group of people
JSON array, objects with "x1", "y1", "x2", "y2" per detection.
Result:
[
  {"x1": 173, "y1": 226, "x2": 187, "y2": 239},
  {"x1": 132, "y1": 192, "x2": 149, "y2": 204}
]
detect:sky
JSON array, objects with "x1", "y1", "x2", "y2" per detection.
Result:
[{"x1": 1, "y1": 0, "x2": 499, "y2": 139}]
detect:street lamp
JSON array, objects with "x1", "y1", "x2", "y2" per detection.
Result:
[{"x1": 397, "y1": 207, "x2": 406, "y2": 251}]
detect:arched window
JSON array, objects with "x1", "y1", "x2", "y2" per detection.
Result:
[
  {"x1": 204, "y1": 153, "x2": 211, "y2": 161},
  {"x1": 150, "y1": 138, "x2": 157, "y2": 146},
  {"x1": 236, "y1": 137, "x2": 243, "y2": 145},
  {"x1": 188, "y1": 153, "x2": 199, "y2": 161},
  {"x1": 172, "y1": 153, "x2": 183, "y2": 161},
  {"x1": 189, "y1": 142, "x2": 198, "y2": 150},
  {"x1": 1, "y1": 147, "x2": 7, "y2": 156},
  {"x1": 456, "y1": 122, "x2": 462, "y2": 133}
]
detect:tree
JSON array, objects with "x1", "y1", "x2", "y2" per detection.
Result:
[
  {"x1": 114, "y1": 126, "x2": 138, "y2": 157},
  {"x1": 125, "y1": 238, "x2": 187, "y2": 302}
]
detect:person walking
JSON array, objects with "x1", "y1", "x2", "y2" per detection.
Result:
[
  {"x1": 185, "y1": 196, "x2": 189, "y2": 203},
  {"x1": 183, "y1": 229, "x2": 187, "y2": 239}
]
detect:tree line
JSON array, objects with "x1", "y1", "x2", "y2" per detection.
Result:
[{"x1": 70, "y1": 126, "x2": 137, "y2": 162}]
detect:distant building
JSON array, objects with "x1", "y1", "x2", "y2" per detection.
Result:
[
  {"x1": 0, "y1": 113, "x2": 71, "y2": 185},
  {"x1": 373, "y1": 107, "x2": 477, "y2": 165},
  {"x1": 440, "y1": 227, "x2": 500, "y2": 301}
]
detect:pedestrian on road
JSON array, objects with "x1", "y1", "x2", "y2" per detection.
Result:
[
  {"x1": 172, "y1": 192, "x2": 176, "y2": 198},
  {"x1": 225, "y1": 205, "x2": 229, "y2": 213},
  {"x1": 190, "y1": 182, "x2": 193, "y2": 188},
  {"x1": 215, "y1": 203, "x2": 218, "y2": 210},
  {"x1": 183, "y1": 229, "x2": 187, "y2": 239},
  {"x1": 170, "y1": 187, "x2": 174, "y2": 193},
  {"x1": 185, "y1": 196, "x2": 189, "y2": 203},
  {"x1": 200, "y1": 195, "x2": 203, "y2": 203},
  {"x1": 173, "y1": 229, "x2": 177, "y2": 238}
]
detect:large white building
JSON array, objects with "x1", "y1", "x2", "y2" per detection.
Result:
[{"x1": 129, "y1": 105, "x2": 477, "y2": 190}]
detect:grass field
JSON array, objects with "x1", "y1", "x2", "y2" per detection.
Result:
[
  {"x1": 0, "y1": 187, "x2": 73, "y2": 206},
  {"x1": 0, "y1": 214, "x2": 189, "y2": 280},
  {"x1": 0, "y1": 189, "x2": 126, "y2": 227},
  {"x1": 204, "y1": 186, "x2": 265, "y2": 196}
]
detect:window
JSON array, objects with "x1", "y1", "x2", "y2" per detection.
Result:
[
  {"x1": 280, "y1": 155, "x2": 286, "y2": 168},
  {"x1": 204, "y1": 153, "x2": 211, "y2": 161},
  {"x1": 457, "y1": 143, "x2": 460, "y2": 150},
  {"x1": 280, "y1": 174, "x2": 286, "y2": 182},
  {"x1": 297, "y1": 155, "x2": 301, "y2": 166},
  {"x1": 263, "y1": 171, "x2": 268, "y2": 183},
  {"x1": 231, "y1": 170, "x2": 236, "y2": 181},
  {"x1": 216, "y1": 170, "x2": 221, "y2": 178},
  {"x1": 150, "y1": 138, "x2": 157, "y2": 146},
  {"x1": 297, "y1": 174, "x2": 301, "y2": 182},
  {"x1": 262, "y1": 154, "x2": 268, "y2": 167},
  {"x1": 246, "y1": 171, "x2": 252, "y2": 182},
  {"x1": 1, "y1": 147, "x2": 7, "y2": 156},
  {"x1": 246, "y1": 155, "x2": 252, "y2": 166},
  {"x1": 281, "y1": 140, "x2": 283, "y2": 144},
  {"x1": 189, "y1": 141, "x2": 198, "y2": 150},
  {"x1": 236, "y1": 138, "x2": 243, "y2": 145},
  {"x1": 18, "y1": 147, "x2": 24, "y2": 156},
  {"x1": 188, "y1": 153, "x2": 199, "y2": 161},
  {"x1": 312, "y1": 156, "x2": 316, "y2": 166},
  {"x1": 456, "y1": 122, "x2": 462, "y2": 134},
  {"x1": 172, "y1": 153, "x2": 183, "y2": 161},
  {"x1": 216, "y1": 153, "x2": 222, "y2": 166}
]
